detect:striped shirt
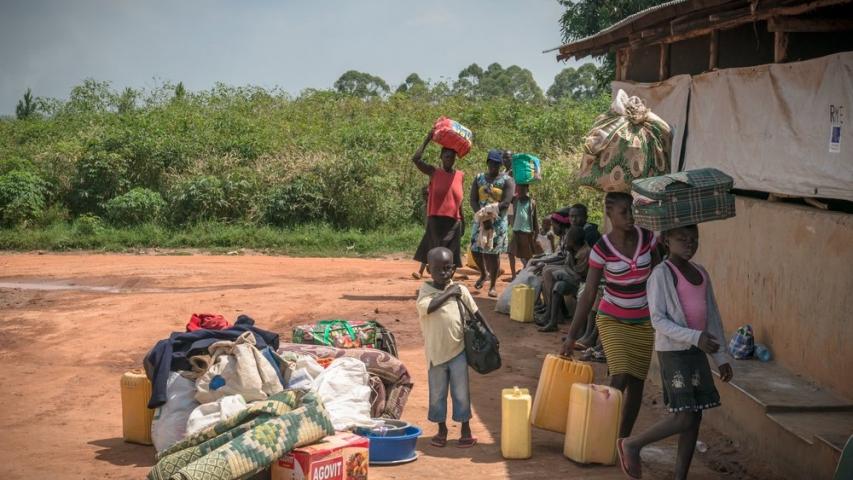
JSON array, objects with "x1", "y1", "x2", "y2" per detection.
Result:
[{"x1": 588, "y1": 226, "x2": 658, "y2": 322}]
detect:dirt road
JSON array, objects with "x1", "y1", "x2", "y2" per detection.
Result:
[{"x1": 0, "y1": 254, "x2": 758, "y2": 479}]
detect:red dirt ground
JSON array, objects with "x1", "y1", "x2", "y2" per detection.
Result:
[{"x1": 0, "y1": 253, "x2": 771, "y2": 479}]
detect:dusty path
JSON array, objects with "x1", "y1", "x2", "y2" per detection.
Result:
[{"x1": 0, "y1": 254, "x2": 760, "y2": 479}]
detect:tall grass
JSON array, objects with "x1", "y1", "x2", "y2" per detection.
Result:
[{"x1": 0, "y1": 80, "x2": 607, "y2": 252}]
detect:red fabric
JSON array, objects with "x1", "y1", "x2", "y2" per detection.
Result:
[
  {"x1": 427, "y1": 169, "x2": 464, "y2": 220},
  {"x1": 432, "y1": 116, "x2": 472, "y2": 157},
  {"x1": 186, "y1": 313, "x2": 231, "y2": 332}
]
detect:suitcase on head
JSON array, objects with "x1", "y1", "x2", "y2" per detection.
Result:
[{"x1": 631, "y1": 167, "x2": 735, "y2": 231}]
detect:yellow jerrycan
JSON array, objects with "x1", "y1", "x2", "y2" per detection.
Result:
[
  {"x1": 564, "y1": 383, "x2": 623, "y2": 465},
  {"x1": 121, "y1": 369, "x2": 155, "y2": 445},
  {"x1": 530, "y1": 354, "x2": 593, "y2": 433},
  {"x1": 501, "y1": 386, "x2": 532, "y2": 459},
  {"x1": 510, "y1": 285, "x2": 535, "y2": 323}
]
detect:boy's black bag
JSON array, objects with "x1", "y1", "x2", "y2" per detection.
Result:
[{"x1": 457, "y1": 299, "x2": 501, "y2": 374}]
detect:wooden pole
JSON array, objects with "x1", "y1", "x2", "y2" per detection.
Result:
[
  {"x1": 774, "y1": 30, "x2": 789, "y2": 62},
  {"x1": 659, "y1": 43, "x2": 670, "y2": 80},
  {"x1": 709, "y1": 30, "x2": 719, "y2": 70},
  {"x1": 616, "y1": 48, "x2": 624, "y2": 81}
]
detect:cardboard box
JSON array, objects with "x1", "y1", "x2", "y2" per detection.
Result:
[{"x1": 272, "y1": 432, "x2": 369, "y2": 480}]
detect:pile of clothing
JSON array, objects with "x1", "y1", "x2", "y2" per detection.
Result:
[{"x1": 140, "y1": 314, "x2": 410, "y2": 480}]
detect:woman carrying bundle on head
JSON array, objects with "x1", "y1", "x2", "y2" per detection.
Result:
[
  {"x1": 413, "y1": 128, "x2": 465, "y2": 269},
  {"x1": 561, "y1": 191, "x2": 661, "y2": 440}
]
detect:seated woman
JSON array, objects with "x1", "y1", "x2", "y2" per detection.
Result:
[{"x1": 536, "y1": 226, "x2": 590, "y2": 332}]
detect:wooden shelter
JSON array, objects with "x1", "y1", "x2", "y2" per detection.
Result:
[{"x1": 551, "y1": 2, "x2": 853, "y2": 479}]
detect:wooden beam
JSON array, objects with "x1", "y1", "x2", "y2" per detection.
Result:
[
  {"x1": 768, "y1": 16, "x2": 853, "y2": 32},
  {"x1": 659, "y1": 43, "x2": 670, "y2": 80},
  {"x1": 709, "y1": 30, "x2": 719, "y2": 70},
  {"x1": 555, "y1": 0, "x2": 853, "y2": 61},
  {"x1": 774, "y1": 30, "x2": 789, "y2": 62},
  {"x1": 615, "y1": 48, "x2": 624, "y2": 81}
]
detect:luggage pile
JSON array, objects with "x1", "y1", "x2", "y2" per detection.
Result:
[
  {"x1": 120, "y1": 313, "x2": 412, "y2": 479},
  {"x1": 500, "y1": 354, "x2": 623, "y2": 465},
  {"x1": 631, "y1": 167, "x2": 736, "y2": 231},
  {"x1": 578, "y1": 89, "x2": 672, "y2": 193}
]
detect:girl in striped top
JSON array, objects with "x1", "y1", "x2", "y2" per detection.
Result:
[{"x1": 561, "y1": 191, "x2": 661, "y2": 439}]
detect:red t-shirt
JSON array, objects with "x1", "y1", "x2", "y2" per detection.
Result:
[{"x1": 428, "y1": 169, "x2": 464, "y2": 220}]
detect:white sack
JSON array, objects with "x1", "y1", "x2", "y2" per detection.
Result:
[
  {"x1": 313, "y1": 357, "x2": 377, "y2": 431},
  {"x1": 185, "y1": 394, "x2": 248, "y2": 436},
  {"x1": 151, "y1": 372, "x2": 199, "y2": 453},
  {"x1": 195, "y1": 331, "x2": 283, "y2": 404}
]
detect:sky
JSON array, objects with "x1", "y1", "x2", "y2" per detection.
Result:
[{"x1": 0, "y1": 0, "x2": 585, "y2": 115}]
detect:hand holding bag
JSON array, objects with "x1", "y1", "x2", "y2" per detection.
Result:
[{"x1": 457, "y1": 298, "x2": 502, "y2": 374}]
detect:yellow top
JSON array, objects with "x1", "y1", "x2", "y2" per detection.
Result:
[{"x1": 416, "y1": 280, "x2": 478, "y2": 367}]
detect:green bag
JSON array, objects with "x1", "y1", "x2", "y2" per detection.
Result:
[
  {"x1": 291, "y1": 319, "x2": 399, "y2": 357},
  {"x1": 578, "y1": 89, "x2": 672, "y2": 193}
]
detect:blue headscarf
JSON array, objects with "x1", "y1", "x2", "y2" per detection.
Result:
[{"x1": 487, "y1": 149, "x2": 503, "y2": 164}]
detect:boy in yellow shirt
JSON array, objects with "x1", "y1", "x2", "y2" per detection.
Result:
[{"x1": 416, "y1": 247, "x2": 478, "y2": 448}]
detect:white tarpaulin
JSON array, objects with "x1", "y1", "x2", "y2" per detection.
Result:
[
  {"x1": 612, "y1": 74, "x2": 691, "y2": 173},
  {"x1": 683, "y1": 52, "x2": 853, "y2": 201}
]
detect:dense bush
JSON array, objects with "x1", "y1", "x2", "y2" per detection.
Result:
[
  {"x1": 104, "y1": 187, "x2": 166, "y2": 226},
  {"x1": 0, "y1": 169, "x2": 48, "y2": 226},
  {"x1": 0, "y1": 81, "x2": 610, "y2": 230}
]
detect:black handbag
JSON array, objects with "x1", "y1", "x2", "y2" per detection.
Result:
[{"x1": 457, "y1": 298, "x2": 501, "y2": 374}]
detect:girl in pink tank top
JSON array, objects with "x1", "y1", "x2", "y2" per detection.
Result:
[{"x1": 666, "y1": 259, "x2": 707, "y2": 331}]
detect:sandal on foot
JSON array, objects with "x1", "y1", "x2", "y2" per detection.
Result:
[
  {"x1": 457, "y1": 436, "x2": 478, "y2": 448},
  {"x1": 430, "y1": 435, "x2": 447, "y2": 448},
  {"x1": 617, "y1": 439, "x2": 642, "y2": 479},
  {"x1": 412, "y1": 272, "x2": 422, "y2": 280},
  {"x1": 474, "y1": 278, "x2": 486, "y2": 290},
  {"x1": 488, "y1": 288, "x2": 498, "y2": 298}
]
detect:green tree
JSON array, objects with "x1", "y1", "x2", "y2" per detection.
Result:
[
  {"x1": 558, "y1": 0, "x2": 669, "y2": 86},
  {"x1": 174, "y1": 81, "x2": 186, "y2": 100},
  {"x1": 115, "y1": 87, "x2": 138, "y2": 114},
  {"x1": 454, "y1": 63, "x2": 543, "y2": 102},
  {"x1": 396, "y1": 73, "x2": 428, "y2": 96},
  {"x1": 334, "y1": 70, "x2": 390, "y2": 99},
  {"x1": 547, "y1": 63, "x2": 601, "y2": 101},
  {"x1": 15, "y1": 88, "x2": 37, "y2": 119}
]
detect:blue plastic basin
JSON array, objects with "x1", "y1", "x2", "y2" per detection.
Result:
[{"x1": 362, "y1": 425, "x2": 421, "y2": 463}]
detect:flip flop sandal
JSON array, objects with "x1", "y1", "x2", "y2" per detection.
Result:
[
  {"x1": 488, "y1": 289, "x2": 498, "y2": 298},
  {"x1": 457, "y1": 437, "x2": 478, "y2": 448},
  {"x1": 617, "y1": 439, "x2": 642, "y2": 479},
  {"x1": 411, "y1": 272, "x2": 422, "y2": 280},
  {"x1": 591, "y1": 349, "x2": 607, "y2": 363},
  {"x1": 430, "y1": 435, "x2": 447, "y2": 448},
  {"x1": 474, "y1": 278, "x2": 486, "y2": 290}
]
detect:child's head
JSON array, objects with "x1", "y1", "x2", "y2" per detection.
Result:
[
  {"x1": 517, "y1": 183, "x2": 529, "y2": 197},
  {"x1": 550, "y1": 212, "x2": 570, "y2": 235},
  {"x1": 569, "y1": 204, "x2": 588, "y2": 228},
  {"x1": 502, "y1": 149, "x2": 514, "y2": 172},
  {"x1": 663, "y1": 225, "x2": 699, "y2": 261},
  {"x1": 427, "y1": 247, "x2": 455, "y2": 287},
  {"x1": 541, "y1": 217, "x2": 552, "y2": 232},
  {"x1": 604, "y1": 192, "x2": 634, "y2": 232},
  {"x1": 566, "y1": 226, "x2": 585, "y2": 249}
]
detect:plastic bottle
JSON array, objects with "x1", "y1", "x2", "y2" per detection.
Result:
[{"x1": 754, "y1": 344, "x2": 772, "y2": 362}]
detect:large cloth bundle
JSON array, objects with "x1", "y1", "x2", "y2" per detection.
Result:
[
  {"x1": 148, "y1": 390, "x2": 333, "y2": 480},
  {"x1": 195, "y1": 331, "x2": 284, "y2": 404},
  {"x1": 578, "y1": 89, "x2": 672, "y2": 193},
  {"x1": 631, "y1": 168, "x2": 735, "y2": 231},
  {"x1": 432, "y1": 116, "x2": 473, "y2": 157},
  {"x1": 277, "y1": 343, "x2": 413, "y2": 419},
  {"x1": 512, "y1": 153, "x2": 542, "y2": 185}
]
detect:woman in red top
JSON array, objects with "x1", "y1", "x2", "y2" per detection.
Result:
[{"x1": 413, "y1": 128, "x2": 465, "y2": 267}]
